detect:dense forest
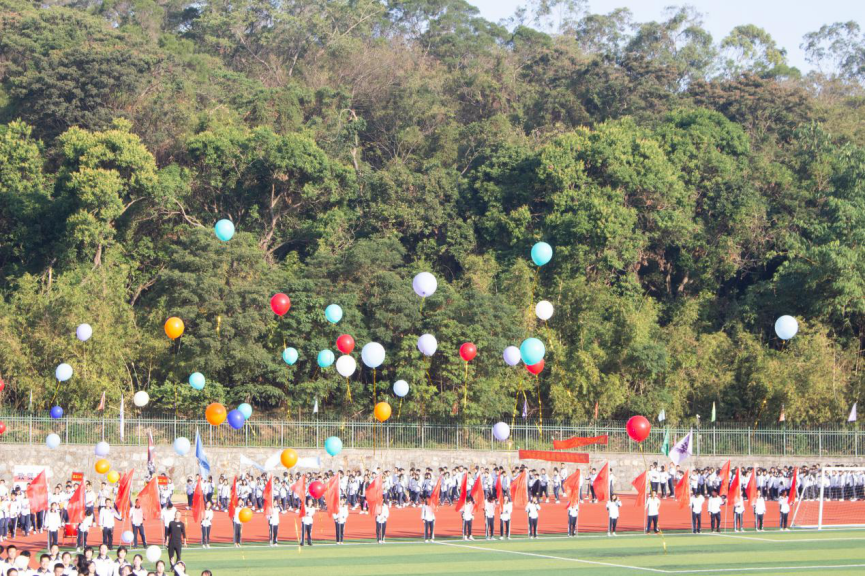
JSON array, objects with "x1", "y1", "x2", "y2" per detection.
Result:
[{"x1": 1, "y1": 0, "x2": 864, "y2": 425}]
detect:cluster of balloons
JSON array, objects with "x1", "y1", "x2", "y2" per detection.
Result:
[{"x1": 500, "y1": 337, "x2": 547, "y2": 375}]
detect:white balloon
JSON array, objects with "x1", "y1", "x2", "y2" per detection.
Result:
[
  {"x1": 46, "y1": 433, "x2": 61, "y2": 449},
  {"x1": 535, "y1": 300, "x2": 554, "y2": 321},
  {"x1": 393, "y1": 380, "x2": 409, "y2": 398},
  {"x1": 412, "y1": 272, "x2": 437, "y2": 298},
  {"x1": 336, "y1": 355, "x2": 357, "y2": 378},
  {"x1": 775, "y1": 315, "x2": 799, "y2": 340},
  {"x1": 76, "y1": 323, "x2": 93, "y2": 342},
  {"x1": 503, "y1": 346, "x2": 521, "y2": 366},
  {"x1": 417, "y1": 334, "x2": 438, "y2": 356},
  {"x1": 361, "y1": 342, "x2": 385, "y2": 369},
  {"x1": 173, "y1": 437, "x2": 191, "y2": 456},
  {"x1": 145, "y1": 545, "x2": 162, "y2": 563},
  {"x1": 94, "y1": 441, "x2": 110, "y2": 457},
  {"x1": 133, "y1": 391, "x2": 149, "y2": 408}
]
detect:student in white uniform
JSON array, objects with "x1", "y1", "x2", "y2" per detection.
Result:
[
  {"x1": 130, "y1": 554, "x2": 147, "y2": 576},
  {"x1": 753, "y1": 494, "x2": 767, "y2": 532},
  {"x1": 97, "y1": 499, "x2": 121, "y2": 549},
  {"x1": 499, "y1": 495, "x2": 512, "y2": 540},
  {"x1": 45, "y1": 503, "x2": 63, "y2": 550},
  {"x1": 91, "y1": 544, "x2": 113, "y2": 576},
  {"x1": 484, "y1": 496, "x2": 496, "y2": 540},
  {"x1": 708, "y1": 491, "x2": 723, "y2": 533},
  {"x1": 566, "y1": 498, "x2": 579, "y2": 537},
  {"x1": 461, "y1": 497, "x2": 475, "y2": 541},
  {"x1": 301, "y1": 498, "x2": 315, "y2": 546},
  {"x1": 375, "y1": 501, "x2": 389, "y2": 544},
  {"x1": 77, "y1": 511, "x2": 94, "y2": 552},
  {"x1": 646, "y1": 491, "x2": 661, "y2": 534},
  {"x1": 201, "y1": 501, "x2": 213, "y2": 548},
  {"x1": 779, "y1": 491, "x2": 791, "y2": 531},
  {"x1": 232, "y1": 505, "x2": 243, "y2": 548},
  {"x1": 421, "y1": 497, "x2": 435, "y2": 542},
  {"x1": 733, "y1": 496, "x2": 746, "y2": 532},
  {"x1": 690, "y1": 490, "x2": 705, "y2": 534},
  {"x1": 267, "y1": 505, "x2": 279, "y2": 546},
  {"x1": 333, "y1": 497, "x2": 349, "y2": 544},
  {"x1": 130, "y1": 500, "x2": 146, "y2": 548},
  {"x1": 526, "y1": 496, "x2": 541, "y2": 539},
  {"x1": 606, "y1": 494, "x2": 622, "y2": 536}
]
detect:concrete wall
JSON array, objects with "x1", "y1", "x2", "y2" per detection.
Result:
[{"x1": 0, "y1": 444, "x2": 862, "y2": 491}]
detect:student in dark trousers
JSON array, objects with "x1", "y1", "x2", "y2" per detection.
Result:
[
  {"x1": 131, "y1": 500, "x2": 147, "y2": 548},
  {"x1": 375, "y1": 501, "x2": 389, "y2": 544},
  {"x1": 525, "y1": 496, "x2": 541, "y2": 539},
  {"x1": 166, "y1": 517, "x2": 186, "y2": 565},
  {"x1": 566, "y1": 501, "x2": 579, "y2": 537},
  {"x1": 301, "y1": 498, "x2": 316, "y2": 546},
  {"x1": 606, "y1": 495, "x2": 622, "y2": 536},
  {"x1": 461, "y1": 497, "x2": 474, "y2": 541}
]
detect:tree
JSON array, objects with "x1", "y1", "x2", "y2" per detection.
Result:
[
  {"x1": 720, "y1": 25, "x2": 794, "y2": 78},
  {"x1": 802, "y1": 21, "x2": 865, "y2": 82}
]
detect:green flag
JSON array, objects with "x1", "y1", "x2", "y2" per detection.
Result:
[
  {"x1": 711, "y1": 402, "x2": 717, "y2": 423},
  {"x1": 661, "y1": 427, "x2": 670, "y2": 457}
]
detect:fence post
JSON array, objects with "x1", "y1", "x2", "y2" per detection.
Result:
[
  {"x1": 819, "y1": 431, "x2": 822, "y2": 457},
  {"x1": 421, "y1": 424, "x2": 425, "y2": 450}
]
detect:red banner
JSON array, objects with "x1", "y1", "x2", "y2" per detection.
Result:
[
  {"x1": 518, "y1": 450, "x2": 589, "y2": 463},
  {"x1": 157, "y1": 475, "x2": 169, "y2": 486},
  {"x1": 71, "y1": 472, "x2": 83, "y2": 482},
  {"x1": 552, "y1": 435, "x2": 608, "y2": 450}
]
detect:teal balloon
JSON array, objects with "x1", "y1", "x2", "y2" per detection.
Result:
[
  {"x1": 214, "y1": 219, "x2": 235, "y2": 241},
  {"x1": 520, "y1": 337, "x2": 546, "y2": 365},
  {"x1": 189, "y1": 372, "x2": 205, "y2": 390},
  {"x1": 324, "y1": 304, "x2": 343, "y2": 324},
  {"x1": 282, "y1": 347, "x2": 298, "y2": 365},
  {"x1": 317, "y1": 349, "x2": 335, "y2": 368},
  {"x1": 531, "y1": 242, "x2": 553, "y2": 266},
  {"x1": 324, "y1": 436, "x2": 343, "y2": 457},
  {"x1": 237, "y1": 403, "x2": 253, "y2": 419}
]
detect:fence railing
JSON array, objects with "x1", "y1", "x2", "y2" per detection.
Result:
[{"x1": 0, "y1": 415, "x2": 861, "y2": 457}]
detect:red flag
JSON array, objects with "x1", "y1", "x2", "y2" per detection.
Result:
[
  {"x1": 727, "y1": 468, "x2": 741, "y2": 506},
  {"x1": 563, "y1": 469, "x2": 581, "y2": 507},
  {"x1": 430, "y1": 477, "x2": 442, "y2": 512},
  {"x1": 116, "y1": 470, "x2": 135, "y2": 518},
  {"x1": 495, "y1": 474, "x2": 503, "y2": 514},
  {"x1": 469, "y1": 474, "x2": 484, "y2": 515},
  {"x1": 553, "y1": 435, "x2": 608, "y2": 450},
  {"x1": 788, "y1": 467, "x2": 799, "y2": 506},
  {"x1": 138, "y1": 477, "x2": 161, "y2": 521},
  {"x1": 26, "y1": 470, "x2": 48, "y2": 514},
  {"x1": 262, "y1": 476, "x2": 273, "y2": 520},
  {"x1": 366, "y1": 476, "x2": 382, "y2": 516},
  {"x1": 746, "y1": 468, "x2": 758, "y2": 504},
  {"x1": 592, "y1": 463, "x2": 610, "y2": 503},
  {"x1": 510, "y1": 471, "x2": 528, "y2": 508},
  {"x1": 228, "y1": 476, "x2": 239, "y2": 520},
  {"x1": 631, "y1": 471, "x2": 647, "y2": 509},
  {"x1": 192, "y1": 478, "x2": 204, "y2": 523},
  {"x1": 517, "y1": 450, "x2": 589, "y2": 463},
  {"x1": 324, "y1": 474, "x2": 339, "y2": 517},
  {"x1": 675, "y1": 469, "x2": 691, "y2": 510},
  {"x1": 454, "y1": 473, "x2": 469, "y2": 513},
  {"x1": 97, "y1": 391, "x2": 106, "y2": 411},
  {"x1": 67, "y1": 480, "x2": 86, "y2": 524},
  {"x1": 718, "y1": 460, "x2": 731, "y2": 497}
]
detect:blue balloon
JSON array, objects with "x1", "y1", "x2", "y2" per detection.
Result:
[
  {"x1": 520, "y1": 337, "x2": 546, "y2": 366},
  {"x1": 282, "y1": 347, "x2": 298, "y2": 365},
  {"x1": 227, "y1": 409, "x2": 245, "y2": 430},
  {"x1": 50, "y1": 406, "x2": 64, "y2": 419},
  {"x1": 324, "y1": 436, "x2": 343, "y2": 457},
  {"x1": 324, "y1": 304, "x2": 343, "y2": 324},
  {"x1": 531, "y1": 242, "x2": 553, "y2": 266},
  {"x1": 189, "y1": 372, "x2": 206, "y2": 390},
  {"x1": 237, "y1": 402, "x2": 253, "y2": 419},
  {"x1": 317, "y1": 349, "x2": 335, "y2": 368},
  {"x1": 214, "y1": 219, "x2": 235, "y2": 242},
  {"x1": 55, "y1": 363, "x2": 73, "y2": 382}
]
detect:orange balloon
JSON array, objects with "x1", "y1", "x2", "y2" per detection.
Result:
[
  {"x1": 164, "y1": 317, "x2": 185, "y2": 340},
  {"x1": 280, "y1": 448, "x2": 298, "y2": 469},
  {"x1": 374, "y1": 402, "x2": 392, "y2": 423},
  {"x1": 238, "y1": 507, "x2": 253, "y2": 523},
  {"x1": 95, "y1": 459, "x2": 110, "y2": 475},
  {"x1": 205, "y1": 402, "x2": 227, "y2": 426},
  {"x1": 106, "y1": 470, "x2": 120, "y2": 484}
]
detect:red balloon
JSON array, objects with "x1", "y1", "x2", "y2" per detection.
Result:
[
  {"x1": 270, "y1": 293, "x2": 291, "y2": 316},
  {"x1": 336, "y1": 334, "x2": 355, "y2": 355},
  {"x1": 459, "y1": 342, "x2": 477, "y2": 362},
  {"x1": 309, "y1": 480, "x2": 325, "y2": 499},
  {"x1": 626, "y1": 415, "x2": 651, "y2": 443},
  {"x1": 0, "y1": 421, "x2": 5, "y2": 434},
  {"x1": 526, "y1": 359, "x2": 544, "y2": 375},
  {"x1": 0, "y1": 378, "x2": 4, "y2": 392}
]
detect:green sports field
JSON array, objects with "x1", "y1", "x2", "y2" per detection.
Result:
[{"x1": 175, "y1": 530, "x2": 865, "y2": 575}]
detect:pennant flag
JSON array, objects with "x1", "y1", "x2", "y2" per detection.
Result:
[
  {"x1": 366, "y1": 475, "x2": 382, "y2": 516},
  {"x1": 313, "y1": 398, "x2": 319, "y2": 414},
  {"x1": 718, "y1": 460, "x2": 731, "y2": 497},
  {"x1": 746, "y1": 466, "x2": 758, "y2": 503},
  {"x1": 240, "y1": 455, "x2": 267, "y2": 473},
  {"x1": 593, "y1": 401, "x2": 599, "y2": 420},
  {"x1": 98, "y1": 391, "x2": 106, "y2": 411},
  {"x1": 563, "y1": 469, "x2": 581, "y2": 507},
  {"x1": 631, "y1": 470, "x2": 647, "y2": 509},
  {"x1": 26, "y1": 470, "x2": 48, "y2": 514},
  {"x1": 849, "y1": 402, "x2": 858, "y2": 422},
  {"x1": 116, "y1": 470, "x2": 134, "y2": 518},
  {"x1": 510, "y1": 471, "x2": 528, "y2": 508},
  {"x1": 454, "y1": 473, "x2": 469, "y2": 513},
  {"x1": 661, "y1": 427, "x2": 670, "y2": 457},
  {"x1": 675, "y1": 469, "x2": 691, "y2": 510},
  {"x1": 138, "y1": 477, "x2": 161, "y2": 520},
  {"x1": 470, "y1": 473, "x2": 485, "y2": 515},
  {"x1": 192, "y1": 478, "x2": 205, "y2": 523},
  {"x1": 119, "y1": 396, "x2": 124, "y2": 440},
  {"x1": 552, "y1": 435, "x2": 608, "y2": 450},
  {"x1": 592, "y1": 463, "x2": 610, "y2": 503},
  {"x1": 779, "y1": 404, "x2": 786, "y2": 423},
  {"x1": 147, "y1": 431, "x2": 156, "y2": 478},
  {"x1": 669, "y1": 430, "x2": 693, "y2": 465},
  {"x1": 67, "y1": 480, "x2": 86, "y2": 524},
  {"x1": 430, "y1": 476, "x2": 442, "y2": 512},
  {"x1": 727, "y1": 468, "x2": 741, "y2": 506},
  {"x1": 522, "y1": 398, "x2": 528, "y2": 419},
  {"x1": 711, "y1": 402, "x2": 716, "y2": 423},
  {"x1": 518, "y1": 450, "x2": 589, "y2": 463},
  {"x1": 262, "y1": 476, "x2": 274, "y2": 519},
  {"x1": 495, "y1": 474, "x2": 503, "y2": 514},
  {"x1": 296, "y1": 456, "x2": 321, "y2": 469},
  {"x1": 788, "y1": 467, "x2": 799, "y2": 506},
  {"x1": 195, "y1": 430, "x2": 211, "y2": 479},
  {"x1": 324, "y1": 474, "x2": 340, "y2": 517},
  {"x1": 228, "y1": 476, "x2": 239, "y2": 520},
  {"x1": 658, "y1": 409, "x2": 666, "y2": 422}
]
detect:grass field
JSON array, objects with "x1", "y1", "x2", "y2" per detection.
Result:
[{"x1": 171, "y1": 529, "x2": 865, "y2": 575}]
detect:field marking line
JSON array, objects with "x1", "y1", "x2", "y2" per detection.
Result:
[
  {"x1": 703, "y1": 532, "x2": 865, "y2": 544},
  {"x1": 666, "y1": 564, "x2": 865, "y2": 574}
]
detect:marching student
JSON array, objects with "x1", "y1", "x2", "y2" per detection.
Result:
[
  {"x1": 779, "y1": 490, "x2": 790, "y2": 531},
  {"x1": 526, "y1": 495, "x2": 541, "y2": 539},
  {"x1": 734, "y1": 495, "x2": 746, "y2": 532},
  {"x1": 77, "y1": 511, "x2": 94, "y2": 552},
  {"x1": 566, "y1": 497, "x2": 579, "y2": 537},
  {"x1": 301, "y1": 497, "x2": 315, "y2": 546},
  {"x1": 166, "y1": 514, "x2": 186, "y2": 565},
  {"x1": 98, "y1": 499, "x2": 121, "y2": 549},
  {"x1": 690, "y1": 489, "x2": 705, "y2": 534},
  {"x1": 484, "y1": 496, "x2": 496, "y2": 540},
  {"x1": 753, "y1": 492, "x2": 767, "y2": 532},
  {"x1": 461, "y1": 497, "x2": 475, "y2": 541},
  {"x1": 232, "y1": 504, "x2": 243, "y2": 548},
  {"x1": 500, "y1": 495, "x2": 512, "y2": 540},
  {"x1": 131, "y1": 499, "x2": 147, "y2": 548},
  {"x1": 267, "y1": 504, "x2": 279, "y2": 546},
  {"x1": 646, "y1": 491, "x2": 661, "y2": 534},
  {"x1": 160, "y1": 503, "x2": 176, "y2": 546},
  {"x1": 45, "y1": 502, "x2": 63, "y2": 549},
  {"x1": 708, "y1": 490, "x2": 723, "y2": 533},
  {"x1": 333, "y1": 497, "x2": 348, "y2": 544},
  {"x1": 201, "y1": 501, "x2": 213, "y2": 548},
  {"x1": 421, "y1": 497, "x2": 435, "y2": 542},
  {"x1": 375, "y1": 500, "x2": 389, "y2": 544},
  {"x1": 606, "y1": 494, "x2": 622, "y2": 536}
]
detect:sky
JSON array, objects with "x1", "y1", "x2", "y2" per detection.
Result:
[{"x1": 468, "y1": 0, "x2": 864, "y2": 72}]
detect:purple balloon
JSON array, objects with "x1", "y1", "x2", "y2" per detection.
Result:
[
  {"x1": 493, "y1": 422, "x2": 510, "y2": 442},
  {"x1": 503, "y1": 346, "x2": 521, "y2": 367},
  {"x1": 417, "y1": 334, "x2": 437, "y2": 357}
]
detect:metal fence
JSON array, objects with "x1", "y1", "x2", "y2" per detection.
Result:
[{"x1": 0, "y1": 415, "x2": 862, "y2": 457}]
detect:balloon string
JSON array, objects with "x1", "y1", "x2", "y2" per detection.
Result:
[
  {"x1": 511, "y1": 376, "x2": 522, "y2": 431},
  {"x1": 527, "y1": 268, "x2": 540, "y2": 335},
  {"x1": 535, "y1": 374, "x2": 542, "y2": 435},
  {"x1": 463, "y1": 362, "x2": 469, "y2": 408},
  {"x1": 419, "y1": 297, "x2": 425, "y2": 315},
  {"x1": 373, "y1": 368, "x2": 377, "y2": 404},
  {"x1": 346, "y1": 377, "x2": 352, "y2": 403},
  {"x1": 398, "y1": 398, "x2": 402, "y2": 419},
  {"x1": 217, "y1": 315, "x2": 222, "y2": 338}
]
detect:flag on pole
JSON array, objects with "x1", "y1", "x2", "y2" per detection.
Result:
[
  {"x1": 788, "y1": 467, "x2": 799, "y2": 506},
  {"x1": 470, "y1": 472, "x2": 485, "y2": 515},
  {"x1": 727, "y1": 468, "x2": 741, "y2": 506},
  {"x1": 592, "y1": 462, "x2": 610, "y2": 502},
  {"x1": 313, "y1": 398, "x2": 319, "y2": 414},
  {"x1": 98, "y1": 391, "x2": 106, "y2": 411},
  {"x1": 67, "y1": 481, "x2": 86, "y2": 524},
  {"x1": 746, "y1": 466, "x2": 758, "y2": 503},
  {"x1": 26, "y1": 469, "x2": 48, "y2": 514},
  {"x1": 366, "y1": 475, "x2": 382, "y2": 516},
  {"x1": 228, "y1": 477, "x2": 239, "y2": 520},
  {"x1": 195, "y1": 429, "x2": 211, "y2": 478},
  {"x1": 718, "y1": 460, "x2": 731, "y2": 497},
  {"x1": 138, "y1": 477, "x2": 161, "y2": 520},
  {"x1": 661, "y1": 427, "x2": 670, "y2": 457},
  {"x1": 711, "y1": 402, "x2": 716, "y2": 423},
  {"x1": 430, "y1": 476, "x2": 442, "y2": 512},
  {"x1": 119, "y1": 396, "x2": 124, "y2": 440},
  {"x1": 658, "y1": 409, "x2": 666, "y2": 422},
  {"x1": 324, "y1": 474, "x2": 340, "y2": 517},
  {"x1": 631, "y1": 470, "x2": 647, "y2": 509},
  {"x1": 455, "y1": 473, "x2": 469, "y2": 513},
  {"x1": 669, "y1": 430, "x2": 693, "y2": 465},
  {"x1": 675, "y1": 469, "x2": 691, "y2": 509},
  {"x1": 495, "y1": 474, "x2": 503, "y2": 514},
  {"x1": 116, "y1": 470, "x2": 134, "y2": 518},
  {"x1": 779, "y1": 404, "x2": 786, "y2": 423},
  {"x1": 262, "y1": 476, "x2": 274, "y2": 519},
  {"x1": 849, "y1": 402, "x2": 858, "y2": 422},
  {"x1": 563, "y1": 469, "x2": 581, "y2": 507},
  {"x1": 510, "y1": 471, "x2": 528, "y2": 508},
  {"x1": 192, "y1": 478, "x2": 205, "y2": 523}
]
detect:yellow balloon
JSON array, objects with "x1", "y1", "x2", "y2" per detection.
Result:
[
  {"x1": 106, "y1": 470, "x2": 120, "y2": 484},
  {"x1": 374, "y1": 402, "x2": 392, "y2": 423},
  {"x1": 95, "y1": 459, "x2": 110, "y2": 475},
  {"x1": 280, "y1": 448, "x2": 298, "y2": 469},
  {"x1": 164, "y1": 317, "x2": 185, "y2": 340},
  {"x1": 238, "y1": 507, "x2": 253, "y2": 523}
]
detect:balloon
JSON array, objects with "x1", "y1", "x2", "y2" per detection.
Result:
[
  {"x1": 336, "y1": 355, "x2": 356, "y2": 378},
  {"x1": 173, "y1": 437, "x2": 191, "y2": 456},
  {"x1": 107, "y1": 470, "x2": 120, "y2": 484},
  {"x1": 237, "y1": 403, "x2": 253, "y2": 420},
  {"x1": 238, "y1": 507, "x2": 253, "y2": 523},
  {"x1": 324, "y1": 304, "x2": 343, "y2": 324},
  {"x1": 50, "y1": 406, "x2": 64, "y2": 419},
  {"x1": 317, "y1": 349, "x2": 335, "y2": 369},
  {"x1": 459, "y1": 342, "x2": 477, "y2": 362},
  {"x1": 0, "y1": 421, "x2": 5, "y2": 435},
  {"x1": 205, "y1": 403, "x2": 227, "y2": 426},
  {"x1": 412, "y1": 272, "x2": 438, "y2": 298},
  {"x1": 626, "y1": 415, "x2": 652, "y2": 443},
  {"x1": 145, "y1": 546, "x2": 161, "y2": 563},
  {"x1": 280, "y1": 448, "x2": 298, "y2": 469},
  {"x1": 214, "y1": 219, "x2": 235, "y2": 242},
  {"x1": 76, "y1": 323, "x2": 93, "y2": 342},
  {"x1": 535, "y1": 300, "x2": 554, "y2": 321},
  {"x1": 121, "y1": 531, "x2": 133, "y2": 544},
  {"x1": 526, "y1": 359, "x2": 544, "y2": 375},
  {"x1": 493, "y1": 422, "x2": 510, "y2": 442},
  {"x1": 503, "y1": 346, "x2": 521, "y2": 367},
  {"x1": 520, "y1": 337, "x2": 546, "y2": 366},
  {"x1": 336, "y1": 334, "x2": 355, "y2": 354},
  {"x1": 45, "y1": 433, "x2": 60, "y2": 449},
  {"x1": 308, "y1": 481, "x2": 325, "y2": 499},
  {"x1": 0, "y1": 378, "x2": 4, "y2": 392},
  {"x1": 164, "y1": 317, "x2": 184, "y2": 340},
  {"x1": 361, "y1": 342, "x2": 385, "y2": 369},
  {"x1": 189, "y1": 372, "x2": 206, "y2": 390},
  {"x1": 282, "y1": 347, "x2": 298, "y2": 365},
  {"x1": 324, "y1": 436, "x2": 343, "y2": 457},
  {"x1": 393, "y1": 380, "x2": 409, "y2": 398},
  {"x1": 133, "y1": 391, "x2": 149, "y2": 408},
  {"x1": 531, "y1": 242, "x2": 553, "y2": 266},
  {"x1": 417, "y1": 334, "x2": 437, "y2": 357},
  {"x1": 775, "y1": 315, "x2": 799, "y2": 340},
  {"x1": 374, "y1": 402, "x2": 392, "y2": 423},
  {"x1": 95, "y1": 441, "x2": 110, "y2": 457},
  {"x1": 95, "y1": 459, "x2": 110, "y2": 474},
  {"x1": 227, "y1": 409, "x2": 246, "y2": 430},
  {"x1": 55, "y1": 363, "x2": 73, "y2": 382},
  {"x1": 270, "y1": 293, "x2": 291, "y2": 316}
]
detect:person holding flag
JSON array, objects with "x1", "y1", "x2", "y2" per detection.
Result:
[
  {"x1": 333, "y1": 497, "x2": 349, "y2": 545},
  {"x1": 374, "y1": 499, "x2": 389, "y2": 544},
  {"x1": 200, "y1": 501, "x2": 214, "y2": 548}
]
